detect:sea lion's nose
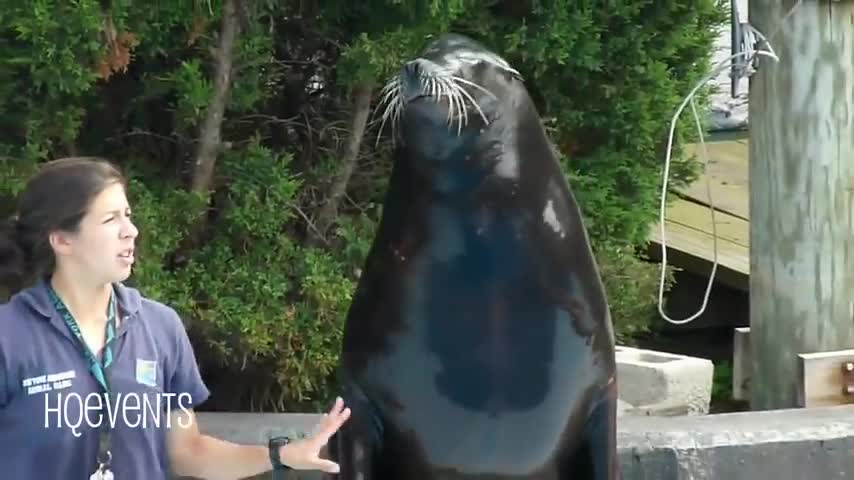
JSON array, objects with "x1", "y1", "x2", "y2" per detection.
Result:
[
  {"x1": 401, "y1": 59, "x2": 432, "y2": 102},
  {"x1": 403, "y1": 58, "x2": 427, "y2": 78}
]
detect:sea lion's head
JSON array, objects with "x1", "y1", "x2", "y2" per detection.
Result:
[{"x1": 377, "y1": 34, "x2": 526, "y2": 182}]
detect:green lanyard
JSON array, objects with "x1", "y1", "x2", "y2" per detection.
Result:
[{"x1": 47, "y1": 284, "x2": 118, "y2": 472}]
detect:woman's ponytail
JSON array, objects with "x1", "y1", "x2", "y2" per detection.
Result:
[{"x1": 0, "y1": 214, "x2": 27, "y2": 296}]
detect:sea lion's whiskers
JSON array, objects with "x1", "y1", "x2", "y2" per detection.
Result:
[
  {"x1": 450, "y1": 78, "x2": 489, "y2": 126},
  {"x1": 374, "y1": 62, "x2": 500, "y2": 144},
  {"x1": 377, "y1": 79, "x2": 400, "y2": 113},
  {"x1": 379, "y1": 77, "x2": 398, "y2": 94},
  {"x1": 429, "y1": 77, "x2": 455, "y2": 126},
  {"x1": 378, "y1": 80, "x2": 400, "y2": 106},
  {"x1": 374, "y1": 108, "x2": 392, "y2": 147},
  {"x1": 393, "y1": 97, "x2": 403, "y2": 131},
  {"x1": 376, "y1": 79, "x2": 399, "y2": 112},
  {"x1": 375, "y1": 106, "x2": 393, "y2": 147},
  {"x1": 451, "y1": 76, "x2": 494, "y2": 125},
  {"x1": 447, "y1": 80, "x2": 468, "y2": 135},
  {"x1": 457, "y1": 81, "x2": 470, "y2": 133},
  {"x1": 425, "y1": 75, "x2": 455, "y2": 128},
  {"x1": 375, "y1": 79, "x2": 403, "y2": 147},
  {"x1": 444, "y1": 91, "x2": 454, "y2": 126},
  {"x1": 419, "y1": 71, "x2": 431, "y2": 100},
  {"x1": 429, "y1": 76, "x2": 463, "y2": 135},
  {"x1": 445, "y1": 85, "x2": 456, "y2": 130},
  {"x1": 451, "y1": 76, "x2": 496, "y2": 100},
  {"x1": 437, "y1": 77, "x2": 462, "y2": 131}
]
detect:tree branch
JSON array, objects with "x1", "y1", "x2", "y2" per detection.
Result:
[
  {"x1": 191, "y1": 0, "x2": 241, "y2": 195},
  {"x1": 307, "y1": 83, "x2": 373, "y2": 246}
]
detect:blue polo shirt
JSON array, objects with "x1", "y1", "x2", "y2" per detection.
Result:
[{"x1": 0, "y1": 279, "x2": 210, "y2": 479}]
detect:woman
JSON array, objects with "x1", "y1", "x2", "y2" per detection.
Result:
[{"x1": 0, "y1": 157, "x2": 350, "y2": 479}]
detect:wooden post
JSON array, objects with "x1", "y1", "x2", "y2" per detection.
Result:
[{"x1": 748, "y1": 0, "x2": 854, "y2": 410}]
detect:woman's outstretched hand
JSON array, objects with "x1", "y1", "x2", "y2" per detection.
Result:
[{"x1": 279, "y1": 396, "x2": 352, "y2": 473}]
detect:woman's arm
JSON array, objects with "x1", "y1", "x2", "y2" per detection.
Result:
[
  {"x1": 166, "y1": 397, "x2": 350, "y2": 480},
  {"x1": 166, "y1": 410, "x2": 270, "y2": 480}
]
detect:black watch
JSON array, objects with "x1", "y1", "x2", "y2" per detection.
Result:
[{"x1": 268, "y1": 435, "x2": 292, "y2": 471}]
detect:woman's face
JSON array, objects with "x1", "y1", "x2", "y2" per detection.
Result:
[{"x1": 53, "y1": 181, "x2": 138, "y2": 285}]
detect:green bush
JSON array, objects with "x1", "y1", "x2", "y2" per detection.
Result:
[{"x1": 0, "y1": 1, "x2": 725, "y2": 411}]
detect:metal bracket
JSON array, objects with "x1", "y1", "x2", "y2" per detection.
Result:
[
  {"x1": 729, "y1": 0, "x2": 760, "y2": 98},
  {"x1": 843, "y1": 361, "x2": 854, "y2": 396},
  {"x1": 797, "y1": 349, "x2": 854, "y2": 407},
  {"x1": 730, "y1": 0, "x2": 744, "y2": 97}
]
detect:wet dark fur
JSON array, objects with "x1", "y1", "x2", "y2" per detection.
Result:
[{"x1": 326, "y1": 33, "x2": 620, "y2": 480}]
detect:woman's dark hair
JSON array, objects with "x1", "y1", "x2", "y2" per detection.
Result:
[{"x1": 0, "y1": 157, "x2": 126, "y2": 295}]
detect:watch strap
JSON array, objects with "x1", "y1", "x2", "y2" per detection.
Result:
[{"x1": 268, "y1": 435, "x2": 292, "y2": 473}]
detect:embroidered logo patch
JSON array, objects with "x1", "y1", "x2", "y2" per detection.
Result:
[
  {"x1": 22, "y1": 369, "x2": 76, "y2": 395},
  {"x1": 135, "y1": 359, "x2": 157, "y2": 387}
]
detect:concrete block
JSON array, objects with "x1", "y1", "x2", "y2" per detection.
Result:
[{"x1": 616, "y1": 345, "x2": 714, "y2": 415}]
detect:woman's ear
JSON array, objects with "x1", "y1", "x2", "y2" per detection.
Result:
[{"x1": 48, "y1": 230, "x2": 74, "y2": 258}]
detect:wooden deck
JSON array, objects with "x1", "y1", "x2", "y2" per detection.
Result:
[{"x1": 647, "y1": 135, "x2": 750, "y2": 291}]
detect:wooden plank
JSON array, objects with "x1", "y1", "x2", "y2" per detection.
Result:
[
  {"x1": 679, "y1": 140, "x2": 750, "y2": 220},
  {"x1": 648, "y1": 198, "x2": 749, "y2": 276},
  {"x1": 733, "y1": 327, "x2": 751, "y2": 401},
  {"x1": 797, "y1": 350, "x2": 854, "y2": 408},
  {"x1": 666, "y1": 197, "x2": 748, "y2": 248},
  {"x1": 647, "y1": 137, "x2": 751, "y2": 291},
  {"x1": 704, "y1": 129, "x2": 750, "y2": 143}
]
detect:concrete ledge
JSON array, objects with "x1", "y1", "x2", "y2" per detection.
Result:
[
  {"x1": 617, "y1": 405, "x2": 854, "y2": 479},
  {"x1": 191, "y1": 405, "x2": 854, "y2": 480}
]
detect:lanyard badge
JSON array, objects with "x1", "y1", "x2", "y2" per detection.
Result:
[
  {"x1": 89, "y1": 463, "x2": 114, "y2": 480},
  {"x1": 47, "y1": 285, "x2": 118, "y2": 479}
]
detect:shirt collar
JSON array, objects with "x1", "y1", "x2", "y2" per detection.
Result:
[{"x1": 17, "y1": 277, "x2": 143, "y2": 321}]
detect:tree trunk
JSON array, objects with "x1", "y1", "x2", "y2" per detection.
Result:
[
  {"x1": 748, "y1": 0, "x2": 854, "y2": 410},
  {"x1": 308, "y1": 83, "x2": 372, "y2": 245},
  {"x1": 191, "y1": 0, "x2": 241, "y2": 195}
]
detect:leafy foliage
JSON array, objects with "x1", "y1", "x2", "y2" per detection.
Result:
[{"x1": 0, "y1": 1, "x2": 725, "y2": 411}]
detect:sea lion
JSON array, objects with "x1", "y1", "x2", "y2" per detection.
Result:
[{"x1": 328, "y1": 33, "x2": 620, "y2": 480}]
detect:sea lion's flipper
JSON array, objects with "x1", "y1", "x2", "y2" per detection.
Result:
[
  {"x1": 568, "y1": 386, "x2": 620, "y2": 480},
  {"x1": 325, "y1": 383, "x2": 383, "y2": 480}
]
